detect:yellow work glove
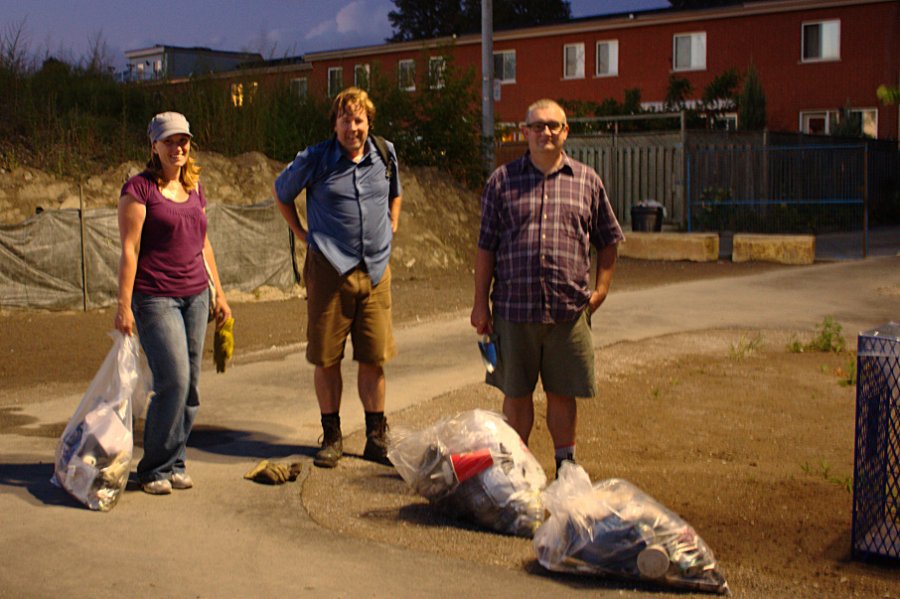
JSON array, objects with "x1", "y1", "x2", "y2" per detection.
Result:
[
  {"x1": 243, "y1": 459, "x2": 302, "y2": 485},
  {"x1": 214, "y1": 317, "x2": 234, "y2": 373}
]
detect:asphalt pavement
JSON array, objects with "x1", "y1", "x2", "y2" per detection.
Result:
[{"x1": 0, "y1": 254, "x2": 897, "y2": 598}]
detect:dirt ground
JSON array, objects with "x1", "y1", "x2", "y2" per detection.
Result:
[{"x1": 3, "y1": 259, "x2": 898, "y2": 598}]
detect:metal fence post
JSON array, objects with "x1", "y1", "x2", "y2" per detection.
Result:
[
  {"x1": 863, "y1": 143, "x2": 869, "y2": 258},
  {"x1": 79, "y1": 182, "x2": 87, "y2": 312}
]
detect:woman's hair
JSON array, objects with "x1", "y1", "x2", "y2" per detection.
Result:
[
  {"x1": 145, "y1": 141, "x2": 202, "y2": 191},
  {"x1": 330, "y1": 86, "x2": 376, "y2": 129}
]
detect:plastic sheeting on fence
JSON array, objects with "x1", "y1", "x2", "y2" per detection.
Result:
[{"x1": 0, "y1": 200, "x2": 297, "y2": 311}]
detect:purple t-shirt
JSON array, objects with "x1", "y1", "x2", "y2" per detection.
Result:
[{"x1": 121, "y1": 172, "x2": 208, "y2": 297}]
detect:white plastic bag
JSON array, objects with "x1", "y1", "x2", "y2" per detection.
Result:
[
  {"x1": 534, "y1": 463, "x2": 729, "y2": 595},
  {"x1": 52, "y1": 332, "x2": 152, "y2": 511},
  {"x1": 387, "y1": 409, "x2": 546, "y2": 537}
]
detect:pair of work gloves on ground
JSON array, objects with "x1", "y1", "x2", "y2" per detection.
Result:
[
  {"x1": 243, "y1": 459, "x2": 303, "y2": 485},
  {"x1": 214, "y1": 317, "x2": 235, "y2": 373}
]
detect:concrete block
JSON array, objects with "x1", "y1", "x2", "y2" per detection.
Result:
[
  {"x1": 618, "y1": 232, "x2": 719, "y2": 262},
  {"x1": 732, "y1": 234, "x2": 815, "y2": 265}
]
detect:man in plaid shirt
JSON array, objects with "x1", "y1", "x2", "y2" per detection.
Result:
[{"x1": 471, "y1": 99, "x2": 624, "y2": 475}]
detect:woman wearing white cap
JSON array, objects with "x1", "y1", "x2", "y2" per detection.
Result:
[{"x1": 114, "y1": 111, "x2": 231, "y2": 495}]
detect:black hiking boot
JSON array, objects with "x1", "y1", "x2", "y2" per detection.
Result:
[
  {"x1": 314, "y1": 414, "x2": 343, "y2": 468},
  {"x1": 363, "y1": 413, "x2": 391, "y2": 466}
]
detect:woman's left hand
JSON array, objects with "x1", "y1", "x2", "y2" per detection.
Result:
[{"x1": 214, "y1": 294, "x2": 232, "y2": 330}]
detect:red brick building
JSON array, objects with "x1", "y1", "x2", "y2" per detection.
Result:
[{"x1": 293, "y1": 0, "x2": 898, "y2": 139}]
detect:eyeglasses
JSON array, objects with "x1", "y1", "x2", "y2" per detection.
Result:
[{"x1": 524, "y1": 120, "x2": 566, "y2": 134}]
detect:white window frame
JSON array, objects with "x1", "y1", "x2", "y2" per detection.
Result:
[
  {"x1": 398, "y1": 59, "x2": 416, "y2": 92},
  {"x1": 328, "y1": 67, "x2": 343, "y2": 97},
  {"x1": 354, "y1": 63, "x2": 370, "y2": 88},
  {"x1": 428, "y1": 56, "x2": 447, "y2": 90},
  {"x1": 563, "y1": 43, "x2": 585, "y2": 79},
  {"x1": 801, "y1": 20, "x2": 840, "y2": 62},
  {"x1": 493, "y1": 50, "x2": 516, "y2": 83},
  {"x1": 673, "y1": 32, "x2": 706, "y2": 71},
  {"x1": 290, "y1": 77, "x2": 308, "y2": 99},
  {"x1": 800, "y1": 110, "x2": 838, "y2": 135},
  {"x1": 595, "y1": 40, "x2": 618, "y2": 77}
]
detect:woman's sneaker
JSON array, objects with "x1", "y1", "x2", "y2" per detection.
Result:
[
  {"x1": 171, "y1": 472, "x2": 194, "y2": 490},
  {"x1": 142, "y1": 479, "x2": 173, "y2": 495}
]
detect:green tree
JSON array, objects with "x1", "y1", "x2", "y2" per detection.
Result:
[
  {"x1": 738, "y1": 64, "x2": 767, "y2": 130},
  {"x1": 388, "y1": 0, "x2": 571, "y2": 42},
  {"x1": 701, "y1": 67, "x2": 740, "y2": 128},
  {"x1": 876, "y1": 84, "x2": 900, "y2": 105},
  {"x1": 665, "y1": 75, "x2": 692, "y2": 111},
  {"x1": 830, "y1": 103, "x2": 864, "y2": 138}
]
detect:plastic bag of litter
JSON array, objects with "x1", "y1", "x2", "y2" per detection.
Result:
[
  {"x1": 387, "y1": 409, "x2": 546, "y2": 537},
  {"x1": 534, "y1": 463, "x2": 729, "y2": 595},
  {"x1": 52, "y1": 332, "x2": 152, "y2": 511}
]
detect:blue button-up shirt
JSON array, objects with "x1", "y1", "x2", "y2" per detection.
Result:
[{"x1": 275, "y1": 136, "x2": 401, "y2": 285}]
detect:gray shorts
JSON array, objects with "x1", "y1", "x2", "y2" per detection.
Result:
[{"x1": 486, "y1": 310, "x2": 597, "y2": 399}]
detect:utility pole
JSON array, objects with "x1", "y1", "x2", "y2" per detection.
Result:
[{"x1": 481, "y1": 0, "x2": 494, "y2": 175}]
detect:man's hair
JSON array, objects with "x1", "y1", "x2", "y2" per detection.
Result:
[
  {"x1": 330, "y1": 87, "x2": 376, "y2": 128},
  {"x1": 525, "y1": 99, "x2": 567, "y2": 124}
]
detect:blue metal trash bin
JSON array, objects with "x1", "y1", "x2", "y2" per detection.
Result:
[{"x1": 851, "y1": 322, "x2": 900, "y2": 562}]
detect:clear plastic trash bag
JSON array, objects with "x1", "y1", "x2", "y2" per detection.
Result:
[
  {"x1": 387, "y1": 409, "x2": 546, "y2": 537},
  {"x1": 534, "y1": 463, "x2": 729, "y2": 595},
  {"x1": 52, "y1": 332, "x2": 152, "y2": 511}
]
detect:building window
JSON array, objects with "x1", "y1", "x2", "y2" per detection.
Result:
[
  {"x1": 153, "y1": 59, "x2": 163, "y2": 76},
  {"x1": 855, "y1": 108, "x2": 878, "y2": 138},
  {"x1": 398, "y1": 59, "x2": 415, "y2": 91},
  {"x1": 328, "y1": 67, "x2": 343, "y2": 97},
  {"x1": 428, "y1": 56, "x2": 447, "y2": 90},
  {"x1": 800, "y1": 108, "x2": 876, "y2": 137},
  {"x1": 673, "y1": 32, "x2": 706, "y2": 71},
  {"x1": 354, "y1": 63, "x2": 370, "y2": 89},
  {"x1": 595, "y1": 40, "x2": 618, "y2": 77},
  {"x1": 290, "y1": 77, "x2": 308, "y2": 99},
  {"x1": 800, "y1": 110, "x2": 838, "y2": 135},
  {"x1": 493, "y1": 50, "x2": 516, "y2": 83},
  {"x1": 564, "y1": 43, "x2": 585, "y2": 79},
  {"x1": 230, "y1": 81, "x2": 258, "y2": 108},
  {"x1": 802, "y1": 109, "x2": 878, "y2": 137},
  {"x1": 802, "y1": 20, "x2": 840, "y2": 62}
]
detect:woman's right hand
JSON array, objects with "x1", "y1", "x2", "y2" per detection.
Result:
[{"x1": 114, "y1": 304, "x2": 135, "y2": 336}]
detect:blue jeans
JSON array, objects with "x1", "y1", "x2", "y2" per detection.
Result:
[{"x1": 133, "y1": 291, "x2": 208, "y2": 483}]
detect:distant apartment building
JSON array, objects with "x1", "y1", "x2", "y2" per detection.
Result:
[
  {"x1": 124, "y1": 0, "x2": 900, "y2": 139},
  {"x1": 123, "y1": 45, "x2": 263, "y2": 82}
]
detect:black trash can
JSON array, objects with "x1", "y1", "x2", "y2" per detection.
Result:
[{"x1": 630, "y1": 205, "x2": 663, "y2": 232}]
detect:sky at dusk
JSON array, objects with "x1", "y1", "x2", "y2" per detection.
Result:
[{"x1": 1, "y1": 0, "x2": 669, "y2": 69}]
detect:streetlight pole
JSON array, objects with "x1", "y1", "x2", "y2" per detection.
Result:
[{"x1": 481, "y1": 0, "x2": 495, "y2": 175}]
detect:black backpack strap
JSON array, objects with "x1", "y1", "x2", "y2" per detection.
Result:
[{"x1": 371, "y1": 135, "x2": 394, "y2": 181}]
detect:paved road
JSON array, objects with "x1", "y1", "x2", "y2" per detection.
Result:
[{"x1": 1, "y1": 255, "x2": 896, "y2": 598}]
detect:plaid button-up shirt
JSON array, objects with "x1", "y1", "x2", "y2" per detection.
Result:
[{"x1": 478, "y1": 153, "x2": 624, "y2": 324}]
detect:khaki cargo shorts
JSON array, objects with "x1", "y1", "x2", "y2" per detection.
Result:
[
  {"x1": 304, "y1": 249, "x2": 396, "y2": 367},
  {"x1": 487, "y1": 310, "x2": 596, "y2": 399}
]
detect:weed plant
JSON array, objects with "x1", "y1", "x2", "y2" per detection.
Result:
[
  {"x1": 787, "y1": 316, "x2": 847, "y2": 353},
  {"x1": 729, "y1": 332, "x2": 764, "y2": 360}
]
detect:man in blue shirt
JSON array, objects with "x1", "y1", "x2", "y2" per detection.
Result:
[{"x1": 274, "y1": 87, "x2": 402, "y2": 468}]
